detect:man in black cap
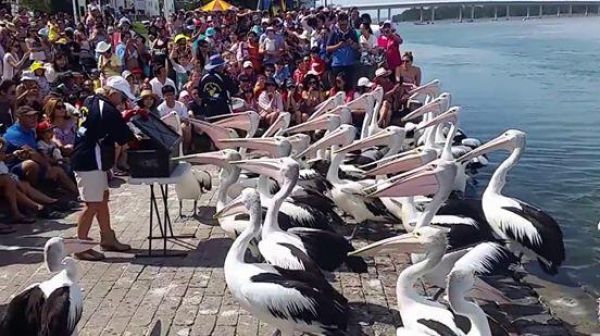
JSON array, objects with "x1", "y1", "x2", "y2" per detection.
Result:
[{"x1": 197, "y1": 54, "x2": 236, "y2": 118}]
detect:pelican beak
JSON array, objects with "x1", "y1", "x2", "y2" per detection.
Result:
[
  {"x1": 62, "y1": 238, "x2": 99, "y2": 255},
  {"x1": 230, "y1": 158, "x2": 284, "y2": 181},
  {"x1": 264, "y1": 112, "x2": 291, "y2": 137},
  {"x1": 286, "y1": 114, "x2": 340, "y2": 133},
  {"x1": 218, "y1": 138, "x2": 291, "y2": 158},
  {"x1": 214, "y1": 194, "x2": 247, "y2": 218},
  {"x1": 407, "y1": 79, "x2": 440, "y2": 97},
  {"x1": 188, "y1": 117, "x2": 236, "y2": 146},
  {"x1": 348, "y1": 232, "x2": 426, "y2": 257},
  {"x1": 294, "y1": 125, "x2": 356, "y2": 159},
  {"x1": 335, "y1": 128, "x2": 393, "y2": 154},
  {"x1": 367, "y1": 163, "x2": 443, "y2": 198},
  {"x1": 173, "y1": 150, "x2": 233, "y2": 166},
  {"x1": 363, "y1": 148, "x2": 437, "y2": 176},
  {"x1": 211, "y1": 111, "x2": 260, "y2": 132},
  {"x1": 456, "y1": 132, "x2": 516, "y2": 163},
  {"x1": 286, "y1": 134, "x2": 311, "y2": 154},
  {"x1": 401, "y1": 96, "x2": 445, "y2": 122},
  {"x1": 470, "y1": 278, "x2": 511, "y2": 305},
  {"x1": 416, "y1": 108, "x2": 460, "y2": 130}
]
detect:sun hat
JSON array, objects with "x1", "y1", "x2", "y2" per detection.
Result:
[
  {"x1": 30, "y1": 61, "x2": 45, "y2": 72},
  {"x1": 139, "y1": 89, "x2": 156, "y2": 101},
  {"x1": 174, "y1": 34, "x2": 189, "y2": 43},
  {"x1": 106, "y1": 76, "x2": 136, "y2": 101},
  {"x1": 179, "y1": 90, "x2": 190, "y2": 100},
  {"x1": 122, "y1": 70, "x2": 133, "y2": 79},
  {"x1": 375, "y1": 67, "x2": 392, "y2": 78},
  {"x1": 205, "y1": 27, "x2": 216, "y2": 37},
  {"x1": 357, "y1": 77, "x2": 374, "y2": 88},
  {"x1": 95, "y1": 41, "x2": 111, "y2": 53},
  {"x1": 204, "y1": 54, "x2": 226, "y2": 71},
  {"x1": 21, "y1": 71, "x2": 36, "y2": 81},
  {"x1": 242, "y1": 60, "x2": 253, "y2": 69}
]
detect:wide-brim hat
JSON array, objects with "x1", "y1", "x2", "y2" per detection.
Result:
[
  {"x1": 95, "y1": 41, "x2": 111, "y2": 53},
  {"x1": 205, "y1": 54, "x2": 226, "y2": 71}
]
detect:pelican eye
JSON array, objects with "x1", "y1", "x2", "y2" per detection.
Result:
[{"x1": 414, "y1": 232, "x2": 421, "y2": 237}]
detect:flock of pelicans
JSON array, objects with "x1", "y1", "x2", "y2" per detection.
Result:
[{"x1": 0, "y1": 80, "x2": 567, "y2": 336}]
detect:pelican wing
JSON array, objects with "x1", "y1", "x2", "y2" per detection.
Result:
[
  {"x1": 244, "y1": 272, "x2": 348, "y2": 331},
  {"x1": 454, "y1": 242, "x2": 518, "y2": 276},
  {"x1": 416, "y1": 318, "x2": 463, "y2": 336},
  {"x1": 0, "y1": 285, "x2": 45, "y2": 335},
  {"x1": 259, "y1": 239, "x2": 322, "y2": 276},
  {"x1": 40, "y1": 286, "x2": 80, "y2": 336},
  {"x1": 501, "y1": 200, "x2": 565, "y2": 274}
]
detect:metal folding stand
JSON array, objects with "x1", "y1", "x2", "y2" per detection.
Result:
[{"x1": 131, "y1": 162, "x2": 196, "y2": 258}]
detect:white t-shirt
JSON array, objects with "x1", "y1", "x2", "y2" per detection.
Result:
[
  {"x1": 157, "y1": 101, "x2": 189, "y2": 121},
  {"x1": 149, "y1": 77, "x2": 177, "y2": 99},
  {"x1": 360, "y1": 34, "x2": 377, "y2": 50},
  {"x1": 2, "y1": 52, "x2": 16, "y2": 81}
]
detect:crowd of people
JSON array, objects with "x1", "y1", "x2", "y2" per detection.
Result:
[{"x1": 0, "y1": 2, "x2": 422, "y2": 260}]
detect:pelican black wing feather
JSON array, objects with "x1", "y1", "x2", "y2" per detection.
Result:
[
  {"x1": 289, "y1": 228, "x2": 368, "y2": 273},
  {"x1": 502, "y1": 201, "x2": 565, "y2": 274},
  {"x1": 236, "y1": 207, "x2": 335, "y2": 232},
  {"x1": 365, "y1": 198, "x2": 397, "y2": 220},
  {"x1": 277, "y1": 242, "x2": 324, "y2": 277},
  {"x1": 0, "y1": 286, "x2": 45, "y2": 336},
  {"x1": 39, "y1": 286, "x2": 74, "y2": 336},
  {"x1": 250, "y1": 272, "x2": 348, "y2": 330},
  {"x1": 417, "y1": 319, "x2": 462, "y2": 336}
]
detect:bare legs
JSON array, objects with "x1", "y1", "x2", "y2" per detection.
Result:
[{"x1": 77, "y1": 190, "x2": 112, "y2": 239}]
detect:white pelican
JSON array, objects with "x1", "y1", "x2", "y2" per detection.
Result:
[
  {"x1": 458, "y1": 130, "x2": 566, "y2": 274},
  {"x1": 447, "y1": 242, "x2": 518, "y2": 336},
  {"x1": 174, "y1": 168, "x2": 212, "y2": 218},
  {"x1": 232, "y1": 157, "x2": 368, "y2": 273},
  {"x1": 262, "y1": 112, "x2": 291, "y2": 137},
  {"x1": 0, "y1": 237, "x2": 97, "y2": 335},
  {"x1": 207, "y1": 111, "x2": 260, "y2": 138},
  {"x1": 177, "y1": 149, "x2": 336, "y2": 234},
  {"x1": 219, "y1": 188, "x2": 349, "y2": 336}
]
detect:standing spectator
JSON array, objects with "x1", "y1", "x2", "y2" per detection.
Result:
[
  {"x1": 96, "y1": 41, "x2": 121, "y2": 78},
  {"x1": 2, "y1": 41, "x2": 29, "y2": 81},
  {"x1": 359, "y1": 23, "x2": 378, "y2": 79},
  {"x1": 157, "y1": 85, "x2": 192, "y2": 151},
  {"x1": 326, "y1": 13, "x2": 359, "y2": 86},
  {"x1": 198, "y1": 54, "x2": 235, "y2": 118},
  {"x1": 377, "y1": 20, "x2": 403, "y2": 75}
]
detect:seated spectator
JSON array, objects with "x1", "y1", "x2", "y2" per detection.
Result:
[
  {"x1": 258, "y1": 77, "x2": 283, "y2": 127},
  {"x1": 239, "y1": 61, "x2": 257, "y2": 84},
  {"x1": 96, "y1": 41, "x2": 121, "y2": 78},
  {"x1": 36, "y1": 121, "x2": 66, "y2": 167},
  {"x1": 0, "y1": 80, "x2": 16, "y2": 132},
  {"x1": 273, "y1": 60, "x2": 291, "y2": 87},
  {"x1": 150, "y1": 63, "x2": 177, "y2": 99},
  {"x1": 157, "y1": 85, "x2": 192, "y2": 152},
  {"x1": 45, "y1": 98, "x2": 77, "y2": 157},
  {"x1": 373, "y1": 67, "x2": 408, "y2": 127},
  {"x1": 396, "y1": 51, "x2": 422, "y2": 87},
  {"x1": 31, "y1": 61, "x2": 51, "y2": 100},
  {"x1": 299, "y1": 74, "x2": 325, "y2": 122},
  {"x1": 285, "y1": 82, "x2": 303, "y2": 121},
  {"x1": 328, "y1": 71, "x2": 355, "y2": 103},
  {"x1": 3, "y1": 106, "x2": 78, "y2": 197},
  {"x1": 292, "y1": 56, "x2": 310, "y2": 85},
  {"x1": 137, "y1": 89, "x2": 160, "y2": 117},
  {"x1": 241, "y1": 89, "x2": 258, "y2": 112},
  {"x1": 254, "y1": 74, "x2": 266, "y2": 96}
]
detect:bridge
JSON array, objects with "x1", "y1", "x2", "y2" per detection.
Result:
[{"x1": 344, "y1": 0, "x2": 600, "y2": 22}]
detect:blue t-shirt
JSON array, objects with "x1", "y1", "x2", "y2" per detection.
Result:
[
  {"x1": 326, "y1": 28, "x2": 359, "y2": 67},
  {"x1": 4, "y1": 122, "x2": 38, "y2": 168}
]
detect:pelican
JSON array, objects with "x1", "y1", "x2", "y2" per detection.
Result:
[
  {"x1": 0, "y1": 238, "x2": 97, "y2": 335},
  {"x1": 447, "y1": 242, "x2": 518, "y2": 336},
  {"x1": 262, "y1": 112, "x2": 291, "y2": 137},
  {"x1": 232, "y1": 157, "x2": 368, "y2": 273},
  {"x1": 296, "y1": 125, "x2": 397, "y2": 238},
  {"x1": 220, "y1": 188, "x2": 349, "y2": 336},
  {"x1": 458, "y1": 130, "x2": 566, "y2": 274},
  {"x1": 174, "y1": 168, "x2": 212, "y2": 218}
]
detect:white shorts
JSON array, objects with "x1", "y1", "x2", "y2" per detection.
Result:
[{"x1": 75, "y1": 170, "x2": 109, "y2": 203}]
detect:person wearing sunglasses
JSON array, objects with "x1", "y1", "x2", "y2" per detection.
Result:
[
  {"x1": 395, "y1": 51, "x2": 421, "y2": 88},
  {"x1": 299, "y1": 74, "x2": 324, "y2": 123}
]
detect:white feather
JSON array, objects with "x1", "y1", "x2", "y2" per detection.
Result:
[{"x1": 454, "y1": 242, "x2": 509, "y2": 274}]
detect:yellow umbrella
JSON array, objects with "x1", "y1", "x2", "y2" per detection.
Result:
[{"x1": 200, "y1": 0, "x2": 236, "y2": 11}]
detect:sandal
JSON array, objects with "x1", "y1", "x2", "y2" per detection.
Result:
[
  {"x1": 112, "y1": 169, "x2": 129, "y2": 177},
  {"x1": 73, "y1": 249, "x2": 105, "y2": 261}
]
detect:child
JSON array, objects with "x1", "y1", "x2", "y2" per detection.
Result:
[{"x1": 36, "y1": 121, "x2": 65, "y2": 166}]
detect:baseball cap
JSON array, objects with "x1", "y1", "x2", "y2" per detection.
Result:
[
  {"x1": 122, "y1": 70, "x2": 133, "y2": 79},
  {"x1": 357, "y1": 77, "x2": 374, "y2": 88},
  {"x1": 16, "y1": 105, "x2": 39, "y2": 117},
  {"x1": 243, "y1": 60, "x2": 253, "y2": 69},
  {"x1": 106, "y1": 76, "x2": 136, "y2": 101},
  {"x1": 30, "y1": 61, "x2": 45, "y2": 72},
  {"x1": 36, "y1": 121, "x2": 54, "y2": 133}
]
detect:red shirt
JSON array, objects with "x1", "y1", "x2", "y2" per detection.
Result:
[{"x1": 377, "y1": 34, "x2": 403, "y2": 70}]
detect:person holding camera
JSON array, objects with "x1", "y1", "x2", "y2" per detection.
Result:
[{"x1": 326, "y1": 12, "x2": 360, "y2": 87}]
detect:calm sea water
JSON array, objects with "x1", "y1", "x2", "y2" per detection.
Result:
[{"x1": 399, "y1": 17, "x2": 600, "y2": 293}]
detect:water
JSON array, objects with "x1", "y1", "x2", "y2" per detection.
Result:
[{"x1": 400, "y1": 17, "x2": 600, "y2": 293}]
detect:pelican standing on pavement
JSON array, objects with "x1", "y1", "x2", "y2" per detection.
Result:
[
  {"x1": 220, "y1": 188, "x2": 349, "y2": 336},
  {"x1": 0, "y1": 238, "x2": 97, "y2": 335}
]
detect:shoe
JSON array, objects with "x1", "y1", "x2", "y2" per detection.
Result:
[
  {"x1": 37, "y1": 207, "x2": 64, "y2": 219},
  {"x1": 100, "y1": 229, "x2": 131, "y2": 252},
  {"x1": 73, "y1": 249, "x2": 105, "y2": 261}
]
